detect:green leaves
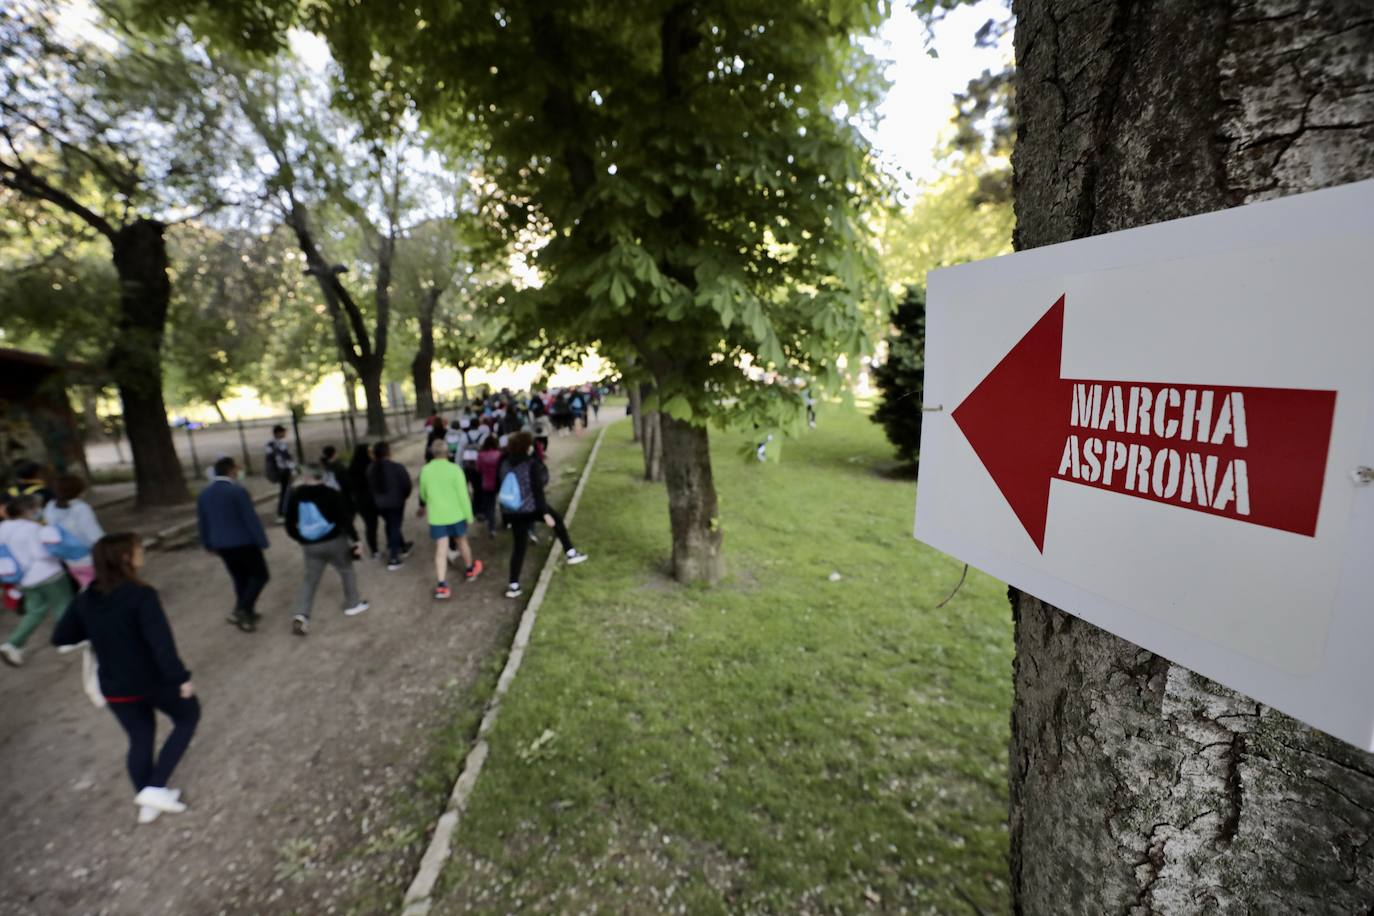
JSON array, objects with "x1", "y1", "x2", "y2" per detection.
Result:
[
  {"x1": 608, "y1": 270, "x2": 631, "y2": 308},
  {"x1": 136, "y1": 0, "x2": 896, "y2": 431}
]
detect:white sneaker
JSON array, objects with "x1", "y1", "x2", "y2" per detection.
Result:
[
  {"x1": 504, "y1": 583, "x2": 522, "y2": 599},
  {"x1": 57, "y1": 640, "x2": 90, "y2": 655},
  {"x1": 447, "y1": 548, "x2": 460, "y2": 562},
  {"x1": 344, "y1": 601, "x2": 370, "y2": 617},
  {"x1": 134, "y1": 786, "x2": 187, "y2": 814},
  {"x1": 137, "y1": 805, "x2": 161, "y2": 825},
  {"x1": 0, "y1": 643, "x2": 23, "y2": 667},
  {"x1": 292, "y1": 615, "x2": 309, "y2": 636},
  {"x1": 565, "y1": 550, "x2": 589, "y2": 565}
]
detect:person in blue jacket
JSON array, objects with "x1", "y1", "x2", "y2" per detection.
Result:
[
  {"x1": 196, "y1": 456, "x2": 270, "y2": 633},
  {"x1": 53, "y1": 532, "x2": 200, "y2": 825}
]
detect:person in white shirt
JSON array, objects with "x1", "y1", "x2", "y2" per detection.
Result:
[
  {"x1": 43, "y1": 474, "x2": 104, "y2": 590},
  {"x1": 0, "y1": 495, "x2": 76, "y2": 666}
]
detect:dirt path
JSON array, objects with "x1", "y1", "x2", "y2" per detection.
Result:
[{"x1": 0, "y1": 417, "x2": 614, "y2": 915}]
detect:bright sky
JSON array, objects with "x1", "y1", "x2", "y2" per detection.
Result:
[
  {"x1": 60, "y1": 0, "x2": 1011, "y2": 201},
  {"x1": 865, "y1": 0, "x2": 1013, "y2": 194}
]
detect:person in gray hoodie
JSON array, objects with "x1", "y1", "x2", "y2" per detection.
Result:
[{"x1": 366, "y1": 441, "x2": 413, "y2": 570}]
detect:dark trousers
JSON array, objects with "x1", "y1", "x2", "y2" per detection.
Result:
[
  {"x1": 218, "y1": 545, "x2": 269, "y2": 616},
  {"x1": 475, "y1": 489, "x2": 498, "y2": 533},
  {"x1": 379, "y1": 506, "x2": 406, "y2": 561},
  {"x1": 356, "y1": 503, "x2": 379, "y2": 554},
  {"x1": 508, "y1": 508, "x2": 573, "y2": 585},
  {"x1": 107, "y1": 688, "x2": 201, "y2": 791},
  {"x1": 275, "y1": 479, "x2": 291, "y2": 517}
]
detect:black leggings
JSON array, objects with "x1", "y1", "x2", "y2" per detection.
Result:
[
  {"x1": 107, "y1": 688, "x2": 201, "y2": 791},
  {"x1": 355, "y1": 503, "x2": 379, "y2": 554},
  {"x1": 507, "y1": 508, "x2": 573, "y2": 585}
]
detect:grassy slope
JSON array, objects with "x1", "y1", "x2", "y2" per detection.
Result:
[{"x1": 435, "y1": 406, "x2": 1013, "y2": 914}]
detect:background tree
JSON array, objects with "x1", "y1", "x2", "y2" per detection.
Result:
[
  {"x1": 224, "y1": 56, "x2": 432, "y2": 436},
  {"x1": 869, "y1": 286, "x2": 924, "y2": 467},
  {"x1": 0, "y1": 2, "x2": 233, "y2": 505},
  {"x1": 878, "y1": 145, "x2": 1014, "y2": 291},
  {"x1": 1008, "y1": 2, "x2": 1374, "y2": 912},
  {"x1": 179, "y1": 0, "x2": 895, "y2": 584},
  {"x1": 390, "y1": 218, "x2": 460, "y2": 417},
  {"x1": 162, "y1": 224, "x2": 295, "y2": 418}
]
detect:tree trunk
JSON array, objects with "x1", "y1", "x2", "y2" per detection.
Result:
[
  {"x1": 628, "y1": 384, "x2": 643, "y2": 442},
  {"x1": 212, "y1": 400, "x2": 228, "y2": 424},
  {"x1": 286, "y1": 199, "x2": 390, "y2": 437},
  {"x1": 343, "y1": 367, "x2": 359, "y2": 414},
  {"x1": 358, "y1": 361, "x2": 388, "y2": 438},
  {"x1": 1009, "y1": 3, "x2": 1374, "y2": 912},
  {"x1": 459, "y1": 365, "x2": 469, "y2": 405},
  {"x1": 411, "y1": 290, "x2": 438, "y2": 418},
  {"x1": 659, "y1": 415, "x2": 722, "y2": 584},
  {"x1": 107, "y1": 219, "x2": 190, "y2": 507},
  {"x1": 639, "y1": 383, "x2": 663, "y2": 482},
  {"x1": 79, "y1": 387, "x2": 102, "y2": 443}
]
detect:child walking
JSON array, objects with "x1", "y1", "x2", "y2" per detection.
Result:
[
  {"x1": 499, "y1": 432, "x2": 588, "y2": 600},
  {"x1": 52, "y1": 533, "x2": 200, "y2": 824},
  {"x1": 417, "y1": 439, "x2": 482, "y2": 599},
  {"x1": 43, "y1": 474, "x2": 105, "y2": 590},
  {"x1": 475, "y1": 435, "x2": 503, "y2": 537},
  {"x1": 0, "y1": 496, "x2": 76, "y2": 666}
]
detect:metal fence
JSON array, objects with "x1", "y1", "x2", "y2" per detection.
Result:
[{"x1": 88, "y1": 402, "x2": 446, "y2": 477}]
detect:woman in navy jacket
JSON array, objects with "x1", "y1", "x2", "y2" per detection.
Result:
[{"x1": 53, "y1": 533, "x2": 200, "y2": 824}]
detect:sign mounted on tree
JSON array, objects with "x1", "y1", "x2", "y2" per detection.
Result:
[{"x1": 915, "y1": 180, "x2": 1374, "y2": 749}]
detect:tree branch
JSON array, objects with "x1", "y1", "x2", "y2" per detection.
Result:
[{"x1": 0, "y1": 157, "x2": 117, "y2": 240}]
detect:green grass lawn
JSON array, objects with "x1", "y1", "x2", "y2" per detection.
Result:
[{"x1": 434, "y1": 405, "x2": 1013, "y2": 914}]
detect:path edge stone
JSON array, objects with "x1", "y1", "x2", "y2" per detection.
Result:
[{"x1": 401, "y1": 422, "x2": 613, "y2": 915}]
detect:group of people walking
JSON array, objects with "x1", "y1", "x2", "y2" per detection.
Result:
[
  {"x1": 3, "y1": 465, "x2": 196, "y2": 825},
  {"x1": 0, "y1": 390, "x2": 595, "y2": 826}
]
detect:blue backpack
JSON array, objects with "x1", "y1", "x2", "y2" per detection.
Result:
[
  {"x1": 296, "y1": 500, "x2": 334, "y2": 542},
  {"x1": 41, "y1": 524, "x2": 89, "y2": 561},
  {"x1": 498, "y1": 468, "x2": 527, "y2": 513},
  {"x1": 0, "y1": 544, "x2": 23, "y2": 584}
]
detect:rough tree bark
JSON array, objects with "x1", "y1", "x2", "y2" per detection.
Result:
[
  {"x1": 638, "y1": 382, "x2": 664, "y2": 483},
  {"x1": 411, "y1": 288, "x2": 439, "y2": 418},
  {"x1": 659, "y1": 414, "x2": 722, "y2": 584},
  {"x1": 1009, "y1": 2, "x2": 1374, "y2": 912},
  {"x1": 628, "y1": 384, "x2": 643, "y2": 443},
  {"x1": 107, "y1": 219, "x2": 191, "y2": 506}
]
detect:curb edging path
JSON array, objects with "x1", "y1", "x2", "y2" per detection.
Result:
[{"x1": 402, "y1": 423, "x2": 612, "y2": 916}]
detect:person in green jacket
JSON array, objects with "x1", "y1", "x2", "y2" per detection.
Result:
[{"x1": 417, "y1": 439, "x2": 483, "y2": 600}]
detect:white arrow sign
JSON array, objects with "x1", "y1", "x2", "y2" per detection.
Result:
[{"x1": 915, "y1": 180, "x2": 1374, "y2": 749}]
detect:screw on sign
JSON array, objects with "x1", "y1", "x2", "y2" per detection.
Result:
[{"x1": 951, "y1": 296, "x2": 1337, "y2": 552}]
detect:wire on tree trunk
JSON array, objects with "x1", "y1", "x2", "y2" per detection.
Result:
[{"x1": 934, "y1": 563, "x2": 969, "y2": 610}]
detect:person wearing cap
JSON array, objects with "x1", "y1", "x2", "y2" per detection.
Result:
[
  {"x1": 6, "y1": 461, "x2": 53, "y2": 506},
  {"x1": 284, "y1": 464, "x2": 368, "y2": 636}
]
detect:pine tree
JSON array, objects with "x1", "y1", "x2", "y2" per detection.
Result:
[{"x1": 871, "y1": 287, "x2": 925, "y2": 467}]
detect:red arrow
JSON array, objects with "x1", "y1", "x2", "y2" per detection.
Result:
[{"x1": 951, "y1": 296, "x2": 1337, "y2": 552}]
